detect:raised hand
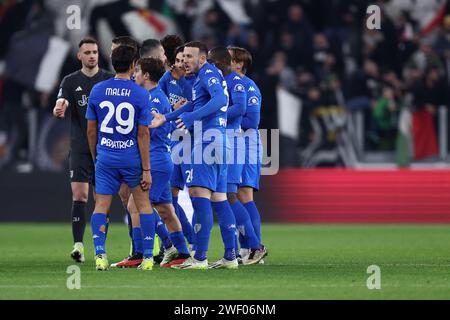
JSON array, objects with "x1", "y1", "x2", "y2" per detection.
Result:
[
  {"x1": 149, "y1": 111, "x2": 167, "y2": 128},
  {"x1": 53, "y1": 98, "x2": 68, "y2": 118}
]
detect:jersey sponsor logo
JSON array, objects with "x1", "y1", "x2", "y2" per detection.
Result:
[
  {"x1": 248, "y1": 96, "x2": 259, "y2": 106},
  {"x1": 234, "y1": 84, "x2": 245, "y2": 92},
  {"x1": 233, "y1": 76, "x2": 241, "y2": 80},
  {"x1": 219, "y1": 117, "x2": 227, "y2": 127},
  {"x1": 207, "y1": 77, "x2": 219, "y2": 87},
  {"x1": 205, "y1": 69, "x2": 213, "y2": 74},
  {"x1": 75, "y1": 86, "x2": 82, "y2": 91},
  {"x1": 152, "y1": 97, "x2": 160, "y2": 103},
  {"x1": 248, "y1": 86, "x2": 256, "y2": 92},
  {"x1": 100, "y1": 137, "x2": 135, "y2": 149},
  {"x1": 77, "y1": 95, "x2": 88, "y2": 107},
  {"x1": 169, "y1": 80, "x2": 177, "y2": 85},
  {"x1": 168, "y1": 93, "x2": 183, "y2": 106}
]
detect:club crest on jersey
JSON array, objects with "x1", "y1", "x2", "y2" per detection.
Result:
[
  {"x1": 248, "y1": 96, "x2": 259, "y2": 105},
  {"x1": 234, "y1": 84, "x2": 245, "y2": 92},
  {"x1": 77, "y1": 95, "x2": 88, "y2": 107},
  {"x1": 208, "y1": 77, "x2": 219, "y2": 87}
]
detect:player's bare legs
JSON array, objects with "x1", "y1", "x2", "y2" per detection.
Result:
[
  {"x1": 72, "y1": 182, "x2": 89, "y2": 202},
  {"x1": 237, "y1": 187, "x2": 253, "y2": 203},
  {"x1": 118, "y1": 183, "x2": 134, "y2": 253},
  {"x1": 119, "y1": 183, "x2": 131, "y2": 209},
  {"x1": 189, "y1": 186, "x2": 211, "y2": 199},
  {"x1": 127, "y1": 194, "x2": 141, "y2": 228},
  {"x1": 154, "y1": 203, "x2": 182, "y2": 232}
]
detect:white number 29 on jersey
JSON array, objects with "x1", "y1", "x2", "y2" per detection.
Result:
[{"x1": 99, "y1": 101, "x2": 135, "y2": 134}]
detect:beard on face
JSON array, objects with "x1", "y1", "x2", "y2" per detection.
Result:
[{"x1": 84, "y1": 60, "x2": 98, "y2": 70}]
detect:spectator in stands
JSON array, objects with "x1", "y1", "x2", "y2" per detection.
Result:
[
  {"x1": 282, "y1": 3, "x2": 314, "y2": 69},
  {"x1": 346, "y1": 60, "x2": 382, "y2": 111},
  {"x1": 370, "y1": 85, "x2": 399, "y2": 150},
  {"x1": 412, "y1": 66, "x2": 448, "y2": 114}
]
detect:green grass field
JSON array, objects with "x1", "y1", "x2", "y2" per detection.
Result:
[{"x1": 0, "y1": 223, "x2": 449, "y2": 299}]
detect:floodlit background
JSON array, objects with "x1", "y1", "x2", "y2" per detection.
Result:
[{"x1": 1, "y1": 0, "x2": 450, "y2": 223}]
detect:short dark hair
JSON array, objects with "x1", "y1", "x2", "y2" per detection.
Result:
[
  {"x1": 112, "y1": 36, "x2": 138, "y2": 50},
  {"x1": 227, "y1": 46, "x2": 252, "y2": 73},
  {"x1": 137, "y1": 57, "x2": 165, "y2": 83},
  {"x1": 175, "y1": 45, "x2": 184, "y2": 56},
  {"x1": 160, "y1": 34, "x2": 184, "y2": 66},
  {"x1": 184, "y1": 41, "x2": 208, "y2": 56},
  {"x1": 111, "y1": 45, "x2": 136, "y2": 73},
  {"x1": 208, "y1": 46, "x2": 231, "y2": 67},
  {"x1": 78, "y1": 37, "x2": 98, "y2": 48},
  {"x1": 140, "y1": 39, "x2": 162, "y2": 58}
]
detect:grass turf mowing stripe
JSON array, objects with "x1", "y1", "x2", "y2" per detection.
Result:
[{"x1": 0, "y1": 223, "x2": 449, "y2": 299}]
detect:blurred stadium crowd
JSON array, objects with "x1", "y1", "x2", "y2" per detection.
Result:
[{"x1": 2, "y1": 0, "x2": 450, "y2": 171}]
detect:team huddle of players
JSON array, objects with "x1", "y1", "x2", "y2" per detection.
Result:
[{"x1": 53, "y1": 35, "x2": 266, "y2": 270}]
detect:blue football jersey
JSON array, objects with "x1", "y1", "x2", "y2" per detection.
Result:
[
  {"x1": 225, "y1": 72, "x2": 247, "y2": 130},
  {"x1": 179, "y1": 74, "x2": 196, "y2": 101},
  {"x1": 241, "y1": 76, "x2": 262, "y2": 130},
  {"x1": 191, "y1": 62, "x2": 228, "y2": 133},
  {"x1": 160, "y1": 72, "x2": 195, "y2": 148},
  {"x1": 159, "y1": 71, "x2": 185, "y2": 107},
  {"x1": 86, "y1": 78, "x2": 151, "y2": 168},
  {"x1": 148, "y1": 86, "x2": 172, "y2": 157}
]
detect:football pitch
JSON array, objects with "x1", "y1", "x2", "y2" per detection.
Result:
[{"x1": 1, "y1": 223, "x2": 449, "y2": 299}]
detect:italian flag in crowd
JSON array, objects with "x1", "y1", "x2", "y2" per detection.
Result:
[{"x1": 396, "y1": 108, "x2": 438, "y2": 167}]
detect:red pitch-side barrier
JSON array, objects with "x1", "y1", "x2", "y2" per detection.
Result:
[{"x1": 257, "y1": 169, "x2": 450, "y2": 223}]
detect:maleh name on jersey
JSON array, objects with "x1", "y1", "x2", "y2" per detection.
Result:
[
  {"x1": 105, "y1": 88, "x2": 131, "y2": 97},
  {"x1": 100, "y1": 137, "x2": 135, "y2": 149}
]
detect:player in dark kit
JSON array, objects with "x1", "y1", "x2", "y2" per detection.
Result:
[{"x1": 53, "y1": 37, "x2": 113, "y2": 263}]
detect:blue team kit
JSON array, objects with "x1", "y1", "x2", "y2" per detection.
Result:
[
  {"x1": 86, "y1": 67, "x2": 262, "y2": 194},
  {"x1": 183, "y1": 63, "x2": 228, "y2": 193},
  {"x1": 240, "y1": 76, "x2": 263, "y2": 191},
  {"x1": 148, "y1": 85, "x2": 173, "y2": 204},
  {"x1": 225, "y1": 72, "x2": 247, "y2": 193},
  {"x1": 159, "y1": 71, "x2": 195, "y2": 190},
  {"x1": 85, "y1": 78, "x2": 151, "y2": 195}
]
